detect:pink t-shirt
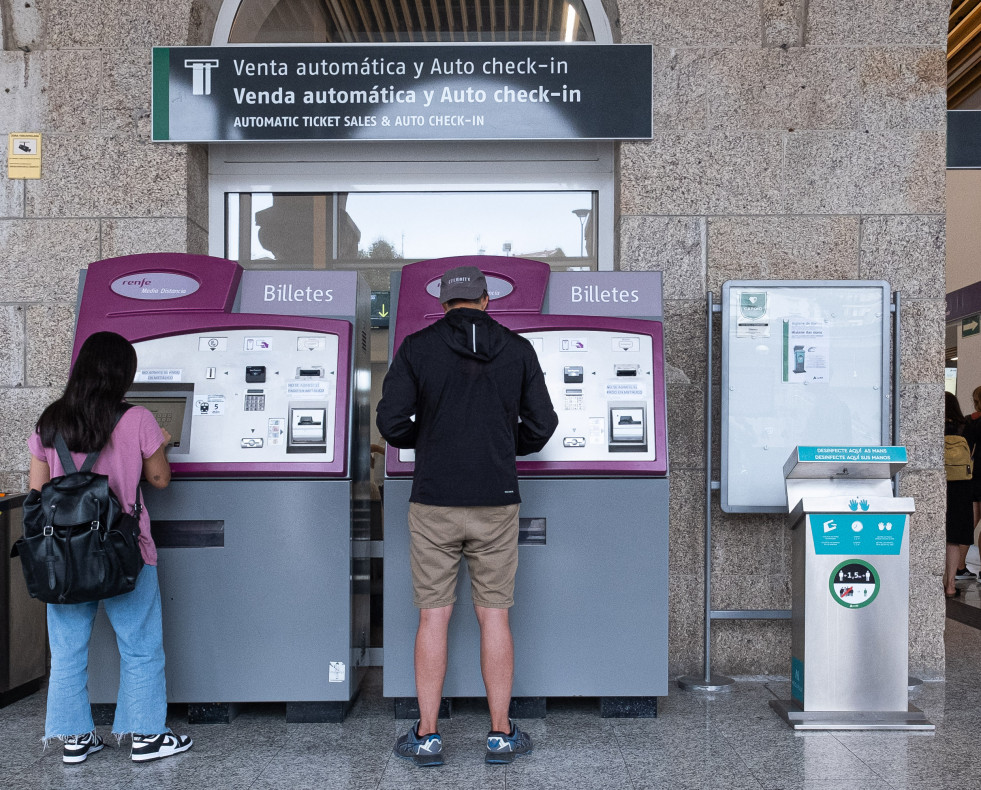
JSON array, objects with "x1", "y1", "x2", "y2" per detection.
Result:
[{"x1": 28, "y1": 405, "x2": 165, "y2": 566}]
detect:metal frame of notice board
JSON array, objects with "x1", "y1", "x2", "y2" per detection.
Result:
[{"x1": 679, "y1": 281, "x2": 899, "y2": 692}]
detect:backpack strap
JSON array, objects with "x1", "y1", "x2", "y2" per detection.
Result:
[{"x1": 52, "y1": 403, "x2": 134, "y2": 475}]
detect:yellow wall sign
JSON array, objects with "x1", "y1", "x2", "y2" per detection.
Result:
[{"x1": 7, "y1": 133, "x2": 42, "y2": 179}]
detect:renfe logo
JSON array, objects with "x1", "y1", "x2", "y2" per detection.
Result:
[{"x1": 110, "y1": 272, "x2": 201, "y2": 301}]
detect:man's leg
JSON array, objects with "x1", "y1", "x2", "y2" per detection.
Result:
[
  {"x1": 415, "y1": 604, "x2": 453, "y2": 735},
  {"x1": 474, "y1": 605, "x2": 514, "y2": 733}
]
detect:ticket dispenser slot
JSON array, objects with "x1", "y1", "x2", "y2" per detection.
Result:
[
  {"x1": 288, "y1": 405, "x2": 328, "y2": 453},
  {"x1": 609, "y1": 404, "x2": 647, "y2": 452}
]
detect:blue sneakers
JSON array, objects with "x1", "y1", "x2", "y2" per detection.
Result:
[
  {"x1": 485, "y1": 720, "x2": 533, "y2": 764},
  {"x1": 394, "y1": 723, "x2": 444, "y2": 767}
]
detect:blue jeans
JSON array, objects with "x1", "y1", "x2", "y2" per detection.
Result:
[{"x1": 45, "y1": 565, "x2": 168, "y2": 741}]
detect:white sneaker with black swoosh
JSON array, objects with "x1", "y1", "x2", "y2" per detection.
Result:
[{"x1": 131, "y1": 730, "x2": 193, "y2": 762}]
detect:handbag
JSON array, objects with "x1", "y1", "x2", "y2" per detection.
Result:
[{"x1": 10, "y1": 408, "x2": 145, "y2": 604}]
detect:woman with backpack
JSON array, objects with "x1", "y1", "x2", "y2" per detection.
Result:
[
  {"x1": 944, "y1": 391, "x2": 975, "y2": 598},
  {"x1": 27, "y1": 331, "x2": 192, "y2": 763}
]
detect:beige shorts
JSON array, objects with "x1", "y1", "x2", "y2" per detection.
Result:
[{"x1": 408, "y1": 502, "x2": 521, "y2": 609}]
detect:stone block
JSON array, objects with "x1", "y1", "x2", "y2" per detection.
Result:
[
  {"x1": 188, "y1": 220, "x2": 209, "y2": 256},
  {"x1": 669, "y1": 469, "x2": 705, "y2": 581},
  {"x1": 861, "y1": 48, "x2": 946, "y2": 131},
  {"x1": 619, "y1": 216, "x2": 704, "y2": 300},
  {"x1": 784, "y1": 130, "x2": 945, "y2": 215},
  {"x1": 621, "y1": 133, "x2": 784, "y2": 216},
  {"x1": 706, "y1": 215, "x2": 860, "y2": 293},
  {"x1": 711, "y1": 618, "x2": 791, "y2": 676},
  {"x1": 618, "y1": 0, "x2": 760, "y2": 46},
  {"x1": 0, "y1": 52, "x2": 42, "y2": 133},
  {"x1": 187, "y1": 144, "x2": 210, "y2": 232},
  {"x1": 0, "y1": 219, "x2": 100, "y2": 301},
  {"x1": 26, "y1": 304, "x2": 75, "y2": 388},
  {"x1": 0, "y1": 472, "x2": 28, "y2": 495},
  {"x1": 0, "y1": 306, "x2": 26, "y2": 387},
  {"x1": 41, "y1": 50, "x2": 103, "y2": 132},
  {"x1": 667, "y1": 572, "x2": 704, "y2": 675},
  {"x1": 898, "y1": 298, "x2": 945, "y2": 385},
  {"x1": 662, "y1": 299, "x2": 708, "y2": 387},
  {"x1": 710, "y1": 511, "x2": 790, "y2": 601},
  {"x1": 0, "y1": 387, "x2": 59, "y2": 477},
  {"x1": 652, "y1": 47, "x2": 708, "y2": 131},
  {"x1": 807, "y1": 0, "x2": 950, "y2": 47},
  {"x1": 666, "y1": 384, "x2": 704, "y2": 468},
  {"x1": 102, "y1": 49, "x2": 153, "y2": 119},
  {"x1": 101, "y1": 218, "x2": 191, "y2": 258},
  {"x1": 901, "y1": 470, "x2": 945, "y2": 578},
  {"x1": 908, "y1": 572, "x2": 945, "y2": 678},
  {"x1": 4, "y1": 0, "x2": 42, "y2": 51},
  {"x1": 23, "y1": 134, "x2": 187, "y2": 218},
  {"x1": 42, "y1": 0, "x2": 194, "y2": 48},
  {"x1": 0, "y1": 169, "x2": 25, "y2": 219},
  {"x1": 859, "y1": 215, "x2": 945, "y2": 299},
  {"x1": 763, "y1": 0, "x2": 805, "y2": 48},
  {"x1": 897, "y1": 383, "x2": 944, "y2": 471},
  {"x1": 707, "y1": 48, "x2": 860, "y2": 132}
]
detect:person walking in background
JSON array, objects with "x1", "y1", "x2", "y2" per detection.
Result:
[
  {"x1": 27, "y1": 332, "x2": 192, "y2": 763},
  {"x1": 962, "y1": 386, "x2": 981, "y2": 580},
  {"x1": 944, "y1": 391, "x2": 976, "y2": 597},
  {"x1": 376, "y1": 266, "x2": 558, "y2": 766}
]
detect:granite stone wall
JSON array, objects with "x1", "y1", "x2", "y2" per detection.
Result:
[
  {"x1": 0, "y1": 1, "x2": 949, "y2": 679},
  {"x1": 616, "y1": 0, "x2": 948, "y2": 678}
]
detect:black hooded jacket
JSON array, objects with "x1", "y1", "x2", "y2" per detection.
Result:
[{"x1": 376, "y1": 307, "x2": 558, "y2": 506}]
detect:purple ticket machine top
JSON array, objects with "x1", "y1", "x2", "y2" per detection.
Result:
[
  {"x1": 385, "y1": 255, "x2": 668, "y2": 478},
  {"x1": 74, "y1": 253, "x2": 356, "y2": 477}
]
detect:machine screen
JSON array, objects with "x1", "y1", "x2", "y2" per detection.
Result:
[{"x1": 126, "y1": 396, "x2": 189, "y2": 448}]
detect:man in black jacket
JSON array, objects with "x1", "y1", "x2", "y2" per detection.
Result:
[{"x1": 377, "y1": 265, "x2": 558, "y2": 767}]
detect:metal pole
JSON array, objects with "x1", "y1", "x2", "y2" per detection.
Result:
[{"x1": 678, "y1": 291, "x2": 733, "y2": 691}]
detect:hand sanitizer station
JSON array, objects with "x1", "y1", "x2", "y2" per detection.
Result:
[
  {"x1": 383, "y1": 256, "x2": 669, "y2": 715},
  {"x1": 770, "y1": 446, "x2": 932, "y2": 730},
  {"x1": 72, "y1": 253, "x2": 371, "y2": 722}
]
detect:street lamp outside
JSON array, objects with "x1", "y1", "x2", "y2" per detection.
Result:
[{"x1": 572, "y1": 208, "x2": 590, "y2": 258}]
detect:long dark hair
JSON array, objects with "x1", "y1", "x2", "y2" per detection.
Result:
[
  {"x1": 945, "y1": 391, "x2": 966, "y2": 431},
  {"x1": 36, "y1": 331, "x2": 138, "y2": 452}
]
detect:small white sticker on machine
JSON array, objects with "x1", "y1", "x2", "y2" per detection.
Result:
[
  {"x1": 287, "y1": 381, "x2": 329, "y2": 398},
  {"x1": 329, "y1": 662, "x2": 346, "y2": 682},
  {"x1": 135, "y1": 369, "x2": 182, "y2": 382}
]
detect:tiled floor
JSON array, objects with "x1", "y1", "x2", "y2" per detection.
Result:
[{"x1": 3, "y1": 620, "x2": 981, "y2": 790}]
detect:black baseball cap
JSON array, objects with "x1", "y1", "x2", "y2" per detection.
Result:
[{"x1": 439, "y1": 266, "x2": 487, "y2": 304}]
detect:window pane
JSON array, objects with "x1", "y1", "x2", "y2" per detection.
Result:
[
  {"x1": 343, "y1": 192, "x2": 595, "y2": 264},
  {"x1": 228, "y1": 191, "x2": 597, "y2": 290}
]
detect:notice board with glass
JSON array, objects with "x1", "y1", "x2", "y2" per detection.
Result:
[{"x1": 720, "y1": 281, "x2": 891, "y2": 513}]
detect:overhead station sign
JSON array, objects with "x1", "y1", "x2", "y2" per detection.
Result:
[{"x1": 152, "y1": 44, "x2": 653, "y2": 142}]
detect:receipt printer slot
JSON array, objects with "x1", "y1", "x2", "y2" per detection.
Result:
[
  {"x1": 609, "y1": 404, "x2": 647, "y2": 452},
  {"x1": 288, "y1": 406, "x2": 327, "y2": 453}
]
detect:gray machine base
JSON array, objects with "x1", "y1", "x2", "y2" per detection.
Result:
[
  {"x1": 383, "y1": 478, "x2": 669, "y2": 708},
  {"x1": 87, "y1": 480, "x2": 368, "y2": 721},
  {"x1": 769, "y1": 699, "x2": 935, "y2": 731}
]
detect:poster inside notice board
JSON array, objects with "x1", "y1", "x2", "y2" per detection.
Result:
[{"x1": 721, "y1": 281, "x2": 891, "y2": 513}]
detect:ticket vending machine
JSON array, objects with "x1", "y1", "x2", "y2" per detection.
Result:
[
  {"x1": 383, "y1": 257, "x2": 669, "y2": 714},
  {"x1": 74, "y1": 253, "x2": 371, "y2": 722}
]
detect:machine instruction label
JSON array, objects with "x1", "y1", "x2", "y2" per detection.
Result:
[{"x1": 808, "y1": 514, "x2": 906, "y2": 555}]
